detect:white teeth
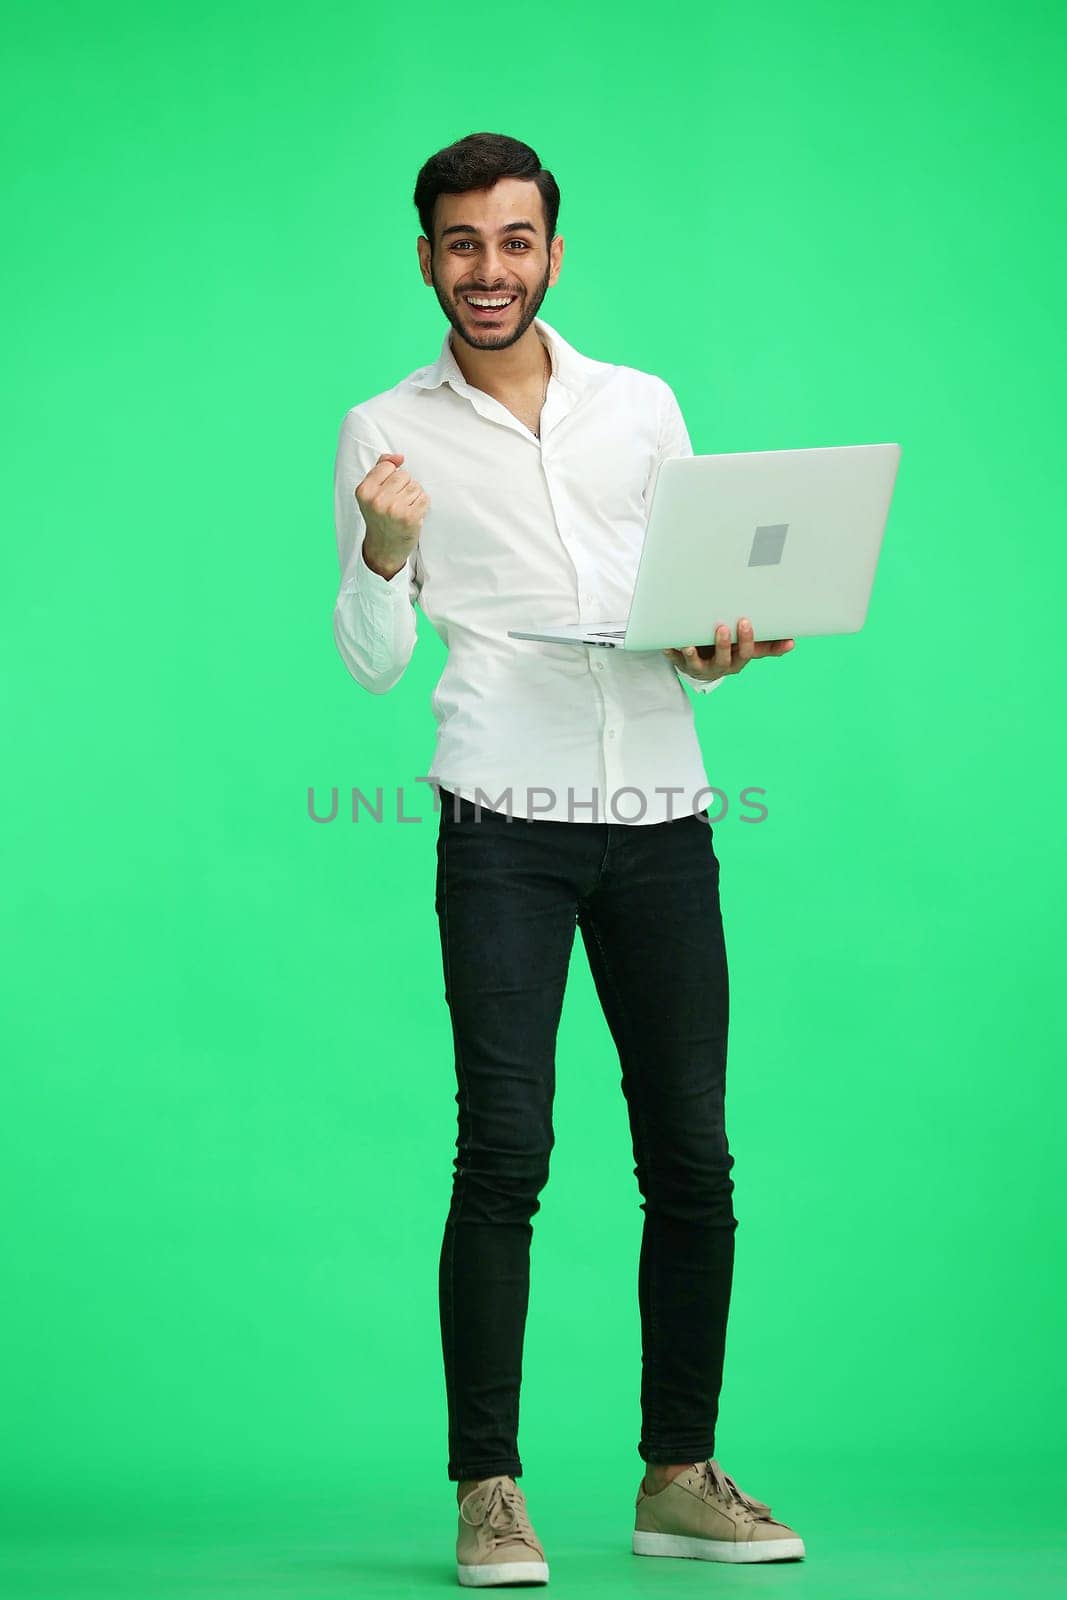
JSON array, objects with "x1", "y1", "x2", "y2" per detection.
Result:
[{"x1": 465, "y1": 295, "x2": 514, "y2": 307}]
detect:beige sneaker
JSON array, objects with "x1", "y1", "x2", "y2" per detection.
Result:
[
  {"x1": 456, "y1": 1475, "x2": 550, "y2": 1587},
  {"x1": 633, "y1": 1458, "x2": 805, "y2": 1563}
]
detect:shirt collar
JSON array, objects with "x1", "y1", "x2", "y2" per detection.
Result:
[{"x1": 410, "y1": 316, "x2": 594, "y2": 398}]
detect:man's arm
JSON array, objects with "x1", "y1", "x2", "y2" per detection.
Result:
[{"x1": 332, "y1": 409, "x2": 421, "y2": 695}]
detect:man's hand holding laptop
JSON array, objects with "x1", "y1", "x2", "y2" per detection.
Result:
[{"x1": 664, "y1": 620, "x2": 796, "y2": 683}]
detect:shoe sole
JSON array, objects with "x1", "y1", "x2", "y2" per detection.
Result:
[
  {"x1": 457, "y1": 1559, "x2": 550, "y2": 1586},
  {"x1": 633, "y1": 1530, "x2": 805, "y2": 1563}
]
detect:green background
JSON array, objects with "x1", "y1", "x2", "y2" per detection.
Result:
[{"x1": 2, "y1": 1, "x2": 1064, "y2": 1596}]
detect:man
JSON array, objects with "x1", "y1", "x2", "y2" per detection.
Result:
[{"x1": 333, "y1": 131, "x2": 802, "y2": 1587}]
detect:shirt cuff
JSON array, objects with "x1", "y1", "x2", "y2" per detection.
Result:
[
  {"x1": 676, "y1": 667, "x2": 726, "y2": 694},
  {"x1": 340, "y1": 543, "x2": 412, "y2": 602}
]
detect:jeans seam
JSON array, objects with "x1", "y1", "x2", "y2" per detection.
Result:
[
  {"x1": 441, "y1": 817, "x2": 516, "y2": 1478},
  {"x1": 440, "y1": 824, "x2": 463, "y2": 1471},
  {"x1": 581, "y1": 903, "x2": 662, "y2": 1448},
  {"x1": 441, "y1": 824, "x2": 472, "y2": 1222}
]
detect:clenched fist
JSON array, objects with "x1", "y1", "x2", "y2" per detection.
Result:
[{"x1": 357, "y1": 453, "x2": 430, "y2": 581}]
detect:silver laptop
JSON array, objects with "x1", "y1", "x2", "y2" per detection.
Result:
[{"x1": 507, "y1": 442, "x2": 902, "y2": 651}]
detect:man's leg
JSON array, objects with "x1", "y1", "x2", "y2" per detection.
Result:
[
  {"x1": 435, "y1": 792, "x2": 595, "y2": 1488},
  {"x1": 575, "y1": 810, "x2": 736, "y2": 1482}
]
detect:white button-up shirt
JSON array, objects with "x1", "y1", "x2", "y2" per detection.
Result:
[{"x1": 332, "y1": 316, "x2": 724, "y2": 825}]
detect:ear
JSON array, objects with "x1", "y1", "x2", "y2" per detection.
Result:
[
  {"x1": 417, "y1": 235, "x2": 433, "y2": 287},
  {"x1": 548, "y1": 234, "x2": 564, "y2": 289}
]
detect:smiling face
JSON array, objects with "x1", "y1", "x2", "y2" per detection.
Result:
[{"x1": 418, "y1": 177, "x2": 564, "y2": 352}]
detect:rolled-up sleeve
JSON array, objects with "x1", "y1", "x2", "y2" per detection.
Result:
[{"x1": 332, "y1": 408, "x2": 421, "y2": 695}]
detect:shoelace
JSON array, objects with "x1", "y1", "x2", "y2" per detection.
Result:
[
  {"x1": 699, "y1": 1458, "x2": 774, "y2": 1521},
  {"x1": 462, "y1": 1478, "x2": 542, "y2": 1554}
]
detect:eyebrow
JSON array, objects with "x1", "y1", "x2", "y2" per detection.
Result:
[{"x1": 439, "y1": 219, "x2": 539, "y2": 239}]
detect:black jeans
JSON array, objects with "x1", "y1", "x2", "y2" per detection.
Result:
[{"x1": 434, "y1": 788, "x2": 737, "y2": 1482}]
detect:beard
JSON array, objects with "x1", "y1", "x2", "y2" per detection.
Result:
[{"x1": 430, "y1": 258, "x2": 552, "y2": 351}]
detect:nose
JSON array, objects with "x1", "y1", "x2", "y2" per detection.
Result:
[{"x1": 478, "y1": 244, "x2": 514, "y2": 286}]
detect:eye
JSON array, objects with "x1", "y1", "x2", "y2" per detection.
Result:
[{"x1": 449, "y1": 240, "x2": 531, "y2": 250}]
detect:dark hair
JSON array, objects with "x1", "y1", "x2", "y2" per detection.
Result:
[{"x1": 413, "y1": 131, "x2": 560, "y2": 249}]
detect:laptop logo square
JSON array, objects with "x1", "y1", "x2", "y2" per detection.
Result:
[{"x1": 748, "y1": 523, "x2": 788, "y2": 566}]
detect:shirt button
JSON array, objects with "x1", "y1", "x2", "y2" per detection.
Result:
[
  {"x1": 607, "y1": 729, "x2": 616, "y2": 739},
  {"x1": 593, "y1": 661, "x2": 604, "y2": 671}
]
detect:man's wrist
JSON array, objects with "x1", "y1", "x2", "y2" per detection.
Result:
[{"x1": 361, "y1": 538, "x2": 406, "y2": 582}]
